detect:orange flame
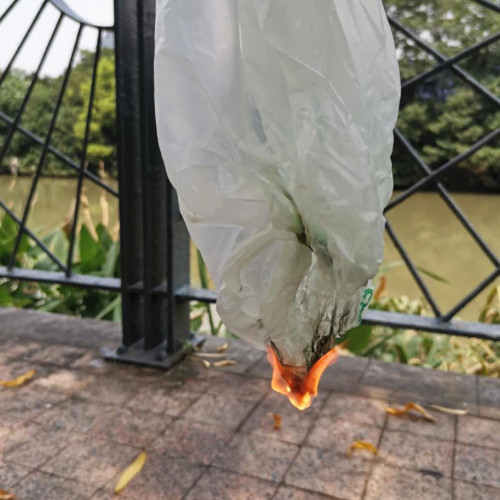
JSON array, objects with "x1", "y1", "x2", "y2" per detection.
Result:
[{"x1": 267, "y1": 345, "x2": 340, "y2": 410}]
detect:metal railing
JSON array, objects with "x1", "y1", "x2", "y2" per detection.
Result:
[{"x1": 0, "y1": 0, "x2": 498, "y2": 369}]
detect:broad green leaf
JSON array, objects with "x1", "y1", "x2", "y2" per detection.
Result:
[{"x1": 341, "y1": 324, "x2": 372, "y2": 354}]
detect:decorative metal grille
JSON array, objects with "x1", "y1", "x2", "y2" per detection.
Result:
[{"x1": 0, "y1": 0, "x2": 497, "y2": 368}]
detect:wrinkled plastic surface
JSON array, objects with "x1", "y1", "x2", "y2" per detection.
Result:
[{"x1": 155, "y1": 0, "x2": 400, "y2": 369}]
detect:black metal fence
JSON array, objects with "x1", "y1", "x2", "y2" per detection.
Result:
[{"x1": 0, "y1": 0, "x2": 498, "y2": 368}]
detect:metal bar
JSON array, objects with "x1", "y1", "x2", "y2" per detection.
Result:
[
  {"x1": 386, "y1": 128, "x2": 500, "y2": 211},
  {"x1": 401, "y1": 33, "x2": 500, "y2": 92},
  {"x1": 7, "y1": 15, "x2": 72, "y2": 270},
  {"x1": 385, "y1": 222, "x2": 442, "y2": 318},
  {"x1": 0, "y1": 13, "x2": 63, "y2": 171},
  {"x1": 363, "y1": 309, "x2": 500, "y2": 341},
  {"x1": 394, "y1": 129, "x2": 499, "y2": 267},
  {"x1": 0, "y1": 0, "x2": 48, "y2": 87},
  {"x1": 0, "y1": 266, "x2": 121, "y2": 291},
  {"x1": 49, "y1": 0, "x2": 114, "y2": 29},
  {"x1": 442, "y1": 268, "x2": 500, "y2": 322},
  {"x1": 114, "y1": 0, "x2": 145, "y2": 347},
  {"x1": 66, "y1": 29, "x2": 101, "y2": 277},
  {"x1": 388, "y1": 16, "x2": 500, "y2": 107},
  {"x1": 138, "y1": 0, "x2": 167, "y2": 350},
  {"x1": 470, "y1": 0, "x2": 500, "y2": 14},
  {"x1": 0, "y1": 111, "x2": 118, "y2": 197},
  {"x1": 0, "y1": 198, "x2": 66, "y2": 270},
  {"x1": 166, "y1": 181, "x2": 174, "y2": 352},
  {"x1": 174, "y1": 287, "x2": 500, "y2": 341},
  {"x1": 0, "y1": 0, "x2": 20, "y2": 25}
]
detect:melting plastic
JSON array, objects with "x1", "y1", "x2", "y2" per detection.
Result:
[{"x1": 155, "y1": 0, "x2": 400, "y2": 403}]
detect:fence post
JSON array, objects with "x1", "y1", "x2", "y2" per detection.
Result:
[{"x1": 105, "y1": 0, "x2": 197, "y2": 368}]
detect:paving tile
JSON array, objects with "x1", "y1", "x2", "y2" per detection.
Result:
[
  {"x1": 454, "y1": 444, "x2": 500, "y2": 488},
  {"x1": 0, "y1": 340, "x2": 44, "y2": 360},
  {"x1": 126, "y1": 386, "x2": 200, "y2": 416},
  {"x1": 241, "y1": 391, "x2": 322, "y2": 445},
  {"x1": 206, "y1": 373, "x2": 269, "y2": 402},
  {"x1": 35, "y1": 397, "x2": 109, "y2": 433},
  {"x1": 385, "y1": 408, "x2": 455, "y2": 441},
  {"x1": 41, "y1": 436, "x2": 138, "y2": 489},
  {"x1": 457, "y1": 415, "x2": 500, "y2": 450},
  {"x1": 213, "y1": 434, "x2": 299, "y2": 482},
  {"x1": 77, "y1": 374, "x2": 144, "y2": 406},
  {"x1": 365, "y1": 463, "x2": 452, "y2": 500},
  {"x1": 454, "y1": 480, "x2": 500, "y2": 500},
  {"x1": 0, "y1": 387, "x2": 67, "y2": 422},
  {"x1": 307, "y1": 416, "x2": 382, "y2": 457},
  {"x1": 185, "y1": 467, "x2": 277, "y2": 500},
  {"x1": 183, "y1": 393, "x2": 255, "y2": 429},
  {"x1": 320, "y1": 393, "x2": 386, "y2": 427},
  {"x1": 378, "y1": 429, "x2": 453, "y2": 477},
  {"x1": 196, "y1": 337, "x2": 265, "y2": 374},
  {"x1": 12, "y1": 471, "x2": 97, "y2": 500},
  {"x1": 392, "y1": 371, "x2": 477, "y2": 408},
  {"x1": 27, "y1": 345, "x2": 91, "y2": 367},
  {"x1": 33, "y1": 369, "x2": 94, "y2": 395},
  {"x1": 247, "y1": 353, "x2": 273, "y2": 379},
  {"x1": 318, "y1": 355, "x2": 370, "y2": 394},
  {"x1": 478, "y1": 376, "x2": 500, "y2": 420},
  {"x1": 274, "y1": 485, "x2": 337, "y2": 500},
  {"x1": 0, "y1": 460, "x2": 33, "y2": 489},
  {"x1": 286, "y1": 447, "x2": 370, "y2": 500},
  {"x1": 0, "y1": 360, "x2": 52, "y2": 383},
  {"x1": 90, "y1": 406, "x2": 171, "y2": 447},
  {"x1": 151, "y1": 418, "x2": 233, "y2": 465},
  {"x1": 111, "y1": 453, "x2": 204, "y2": 500},
  {"x1": 0, "y1": 421, "x2": 80, "y2": 469}
]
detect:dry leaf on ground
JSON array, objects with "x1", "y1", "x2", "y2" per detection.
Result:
[
  {"x1": 347, "y1": 441, "x2": 378, "y2": 457},
  {"x1": 216, "y1": 343, "x2": 229, "y2": 353},
  {"x1": 430, "y1": 404, "x2": 468, "y2": 415},
  {"x1": 194, "y1": 353, "x2": 227, "y2": 359},
  {"x1": 213, "y1": 360, "x2": 236, "y2": 368},
  {"x1": 0, "y1": 488, "x2": 15, "y2": 500},
  {"x1": 0, "y1": 369, "x2": 36, "y2": 388},
  {"x1": 272, "y1": 413, "x2": 282, "y2": 430},
  {"x1": 114, "y1": 451, "x2": 147, "y2": 494},
  {"x1": 386, "y1": 402, "x2": 435, "y2": 422}
]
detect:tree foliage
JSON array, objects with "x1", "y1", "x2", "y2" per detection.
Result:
[
  {"x1": 387, "y1": 0, "x2": 500, "y2": 190},
  {"x1": 0, "y1": 48, "x2": 117, "y2": 177}
]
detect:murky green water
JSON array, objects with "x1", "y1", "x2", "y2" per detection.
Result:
[{"x1": 1, "y1": 176, "x2": 498, "y2": 321}]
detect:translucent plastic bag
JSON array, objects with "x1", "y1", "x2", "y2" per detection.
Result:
[{"x1": 155, "y1": 0, "x2": 400, "y2": 383}]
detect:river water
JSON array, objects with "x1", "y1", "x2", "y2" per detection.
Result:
[{"x1": 1, "y1": 176, "x2": 498, "y2": 321}]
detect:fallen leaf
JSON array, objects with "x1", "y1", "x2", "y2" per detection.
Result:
[
  {"x1": 347, "y1": 441, "x2": 378, "y2": 457},
  {"x1": 0, "y1": 488, "x2": 15, "y2": 500},
  {"x1": 0, "y1": 369, "x2": 36, "y2": 388},
  {"x1": 193, "y1": 356, "x2": 211, "y2": 368},
  {"x1": 114, "y1": 451, "x2": 147, "y2": 494},
  {"x1": 272, "y1": 413, "x2": 282, "y2": 430},
  {"x1": 386, "y1": 402, "x2": 435, "y2": 422},
  {"x1": 213, "y1": 360, "x2": 236, "y2": 368},
  {"x1": 217, "y1": 342, "x2": 229, "y2": 353},
  {"x1": 430, "y1": 404, "x2": 468, "y2": 416}
]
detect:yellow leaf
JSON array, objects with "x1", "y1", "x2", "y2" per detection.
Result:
[
  {"x1": 0, "y1": 488, "x2": 15, "y2": 500},
  {"x1": 217, "y1": 342, "x2": 229, "y2": 353},
  {"x1": 272, "y1": 413, "x2": 282, "y2": 430},
  {"x1": 347, "y1": 441, "x2": 378, "y2": 458},
  {"x1": 0, "y1": 369, "x2": 36, "y2": 388},
  {"x1": 213, "y1": 360, "x2": 236, "y2": 368},
  {"x1": 429, "y1": 404, "x2": 468, "y2": 416},
  {"x1": 386, "y1": 402, "x2": 435, "y2": 422},
  {"x1": 114, "y1": 452, "x2": 147, "y2": 494}
]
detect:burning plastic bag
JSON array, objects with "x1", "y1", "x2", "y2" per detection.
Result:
[{"x1": 155, "y1": 0, "x2": 400, "y2": 407}]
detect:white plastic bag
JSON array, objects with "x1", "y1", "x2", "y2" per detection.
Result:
[{"x1": 155, "y1": 0, "x2": 400, "y2": 371}]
